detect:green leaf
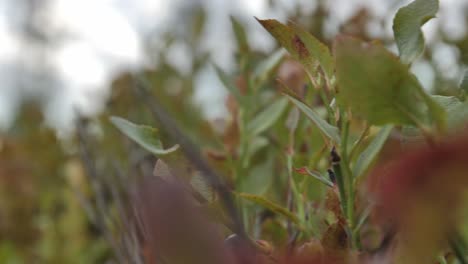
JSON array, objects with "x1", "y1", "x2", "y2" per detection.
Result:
[
  {"x1": 239, "y1": 154, "x2": 274, "y2": 195},
  {"x1": 286, "y1": 95, "x2": 341, "y2": 144},
  {"x1": 230, "y1": 16, "x2": 249, "y2": 53},
  {"x1": 237, "y1": 192, "x2": 299, "y2": 224},
  {"x1": 296, "y1": 167, "x2": 334, "y2": 187},
  {"x1": 243, "y1": 136, "x2": 269, "y2": 168},
  {"x1": 432, "y1": 95, "x2": 468, "y2": 129},
  {"x1": 110, "y1": 116, "x2": 179, "y2": 155},
  {"x1": 334, "y1": 36, "x2": 444, "y2": 128},
  {"x1": 353, "y1": 125, "x2": 393, "y2": 179},
  {"x1": 393, "y1": 0, "x2": 439, "y2": 64},
  {"x1": 214, "y1": 64, "x2": 243, "y2": 104},
  {"x1": 252, "y1": 49, "x2": 286, "y2": 87},
  {"x1": 257, "y1": 18, "x2": 334, "y2": 80},
  {"x1": 247, "y1": 97, "x2": 288, "y2": 137}
]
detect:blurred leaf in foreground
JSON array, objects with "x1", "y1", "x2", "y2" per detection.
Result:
[
  {"x1": 334, "y1": 36, "x2": 445, "y2": 129},
  {"x1": 368, "y1": 134, "x2": 468, "y2": 263}
]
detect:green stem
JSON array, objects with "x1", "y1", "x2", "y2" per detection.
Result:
[{"x1": 341, "y1": 118, "x2": 356, "y2": 240}]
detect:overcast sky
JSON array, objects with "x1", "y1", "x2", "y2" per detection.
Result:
[{"x1": 0, "y1": 0, "x2": 466, "y2": 134}]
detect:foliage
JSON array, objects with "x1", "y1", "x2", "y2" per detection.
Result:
[
  {"x1": 1, "y1": 0, "x2": 468, "y2": 263},
  {"x1": 106, "y1": 0, "x2": 467, "y2": 262},
  {"x1": 393, "y1": 0, "x2": 439, "y2": 64}
]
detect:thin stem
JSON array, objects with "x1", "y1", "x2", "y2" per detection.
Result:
[
  {"x1": 340, "y1": 116, "x2": 356, "y2": 246},
  {"x1": 132, "y1": 76, "x2": 249, "y2": 242},
  {"x1": 76, "y1": 119, "x2": 126, "y2": 262}
]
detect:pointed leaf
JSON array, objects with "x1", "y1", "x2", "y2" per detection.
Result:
[
  {"x1": 353, "y1": 125, "x2": 393, "y2": 178},
  {"x1": 295, "y1": 167, "x2": 334, "y2": 187},
  {"x1": 334, "y1": 36, "x2": 444, "y2": 127},
  {"x1": 230, "y1": 16, "x2": 249, "y2": 53},
  {"x1": 252, "y1": 49, "x2": 286, "y2": 86},
  {"x1": 393, "y1": 0, "x2": 439, "y2": 64},
  {"x1": 247, "y1": 97, "x2": 288, "y2": 137},
  {"x1": 257, "y1": 18, "x2": 334, "y2": 80},
  {"x1": 110, "y1": 116, "x2": 179, "y2": 155},
  {"x1": 237, "y1": 192, "x2": 299, "y2": 224},
  {"x1": 214, "y1": 64, "x2": 243, "y2": 104},
  {"x1": 286, "y1": 95, "x2": 341, "y2": 144}
]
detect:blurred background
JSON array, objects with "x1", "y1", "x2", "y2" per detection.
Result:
[{"x1": 0, "y1": 0, "x2": 467, "y2": 262}]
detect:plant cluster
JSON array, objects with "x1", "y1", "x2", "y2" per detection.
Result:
[{"x1": 109, "y1": 0, "x2": 467, "y2": 263}]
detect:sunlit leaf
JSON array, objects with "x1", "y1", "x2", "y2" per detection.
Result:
[
  {"x1": 334, "y1": 36, "x2": 444, "y2": 128},
  {"x1": 247, "y1": 97, "x2": 288, "y2": 137},
  {"x1": 237, "y1": 192, "x2": 299, "y2": 224},
  {"x1": 257, "y1": 18, "x2": 334, "y2": 80},
  {"x1": 110, "y1": 116, "x2": 179, "y2": 155},
  {"x1": 353, "y1": 125, "x2": 393, "y2": 179},
  {"x1": 286, "y1": 95, "x2": 341, "y2": 144},
  {"x1": 393, "y1": 0, "x2": 439, "y2": 64}
]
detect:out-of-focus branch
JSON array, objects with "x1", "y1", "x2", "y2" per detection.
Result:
[
  {"x1": 75, "y1": 118, "x2": 127, "y2": 262},
  {"x1": 131, "y1": 76, "x2": 248, "y2": 242}
]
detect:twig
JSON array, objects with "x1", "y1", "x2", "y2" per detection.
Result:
[
  {"x1": 76, "y1": 118, "x2": 126, "y2": 262},
  {"x1": 131, "y1": 76, "x2": 249, "y2": 243}
]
